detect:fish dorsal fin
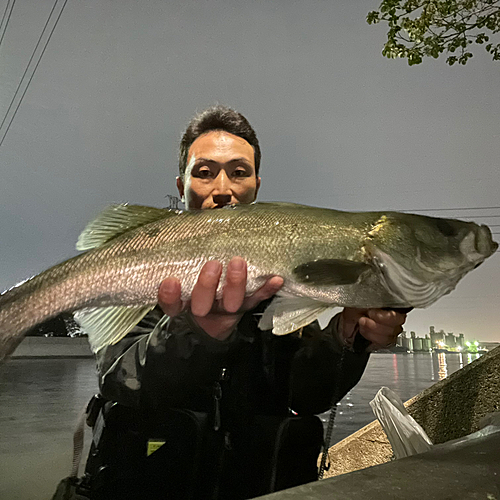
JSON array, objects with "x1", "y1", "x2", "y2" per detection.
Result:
[
  {"x1": 258, "y1": 294, "x2": 337, "y2": 335},
  {"x1": 74, "y1": 305, "x2": 154, "y2": 353},
  {"x1": 293, "y1": 259, "x2": 370, "y2": 286},
  {"x1": 76, "y1": 204, "x2": 178, "y2": 251}
]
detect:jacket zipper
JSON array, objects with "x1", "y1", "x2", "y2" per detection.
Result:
[{"x1": 213, "y1": 368, "x2": 227, "y2": 431}]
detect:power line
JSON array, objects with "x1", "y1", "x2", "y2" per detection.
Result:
[
  {"x1": 0, "y1": 0, "x2": 59, "y2": 138},
  {"x1": 0, "y1": 0, "x2": 68, "y2": 148},
  {"x1": 403, "y1": 206, "x2": 500, "y2": 212},
  {"x1": 0, "y1": 1, "x2": 10, "y2": 30},
  {"x1": 462, "y1": 215, "x2": 500, "y2": 218},
  {"x1": 0, "y1": 0, "x2": 16, "y2": 50}
]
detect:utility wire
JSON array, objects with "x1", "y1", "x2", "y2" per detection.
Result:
[
  {"x1": 0, "y1": 0, "x2": 59, "y2": 137},
  {"x1": 0, "y1": 0, "x2": 15, "y2": 50},
  {"x1": 462, "y1": 215, "x2": 500, "y2": 218},
  {"x1": 0, "y1": 0, "x2": 10, "y2": 30},
  {"x1": 403, "y1": 206, "x2": 500, "y2": 212},
  {"x1": 0, "y1": 0, "x2": 68, "y2": 148}
]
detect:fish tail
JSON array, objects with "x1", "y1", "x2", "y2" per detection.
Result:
[{"x1": 0, "y1": 271, "x2": 73, "y2": 360}]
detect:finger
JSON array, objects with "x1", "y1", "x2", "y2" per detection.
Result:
[
  {"x1": 191, "y1": 260, "x2": 222, "y2": 317},
  {"x1": 367, "y1": 331, "x2": 401, "y2": 350},
  {"x1": 359, "y1": 316, "x2": 403, "y2": 348},
  {"x1": 243, "y1": 276, "x2": 284, "y2": 311},
  {"x1": 367, "y1": 309, "x2": 407, "y2": 327},
  {"x1": 360, "y1": 315, "x2": 404, "y2": 336},
  {"x1": 343, "y1": 307, "x2": 369, "y2": 323},
  {"x1": 158, "y1": 277, "x2": 183, "y2": 317},
  {"x1": 222, "y1": 257, "x2": 247, "y2": 313}
]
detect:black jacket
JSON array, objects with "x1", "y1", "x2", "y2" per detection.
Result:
[{"x1": 85, "y1": 302, "x2": 370, "y2": 499}]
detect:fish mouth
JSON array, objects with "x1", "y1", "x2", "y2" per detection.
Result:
[
  {"x1": 368, "y1": 226, "x2": 496, "y2": 308},
  {"x1": 370, "y1": 247, "x2": 458, "y2": 308},
  {"x1": 475, "y1": 225, "x2": 498, "y2": 258}
]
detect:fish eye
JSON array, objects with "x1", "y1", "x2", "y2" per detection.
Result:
[{"x1": 436, "y1": 219, "x2": 458, "y2": 237}]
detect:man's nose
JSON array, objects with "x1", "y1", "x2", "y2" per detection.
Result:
[{"x1": 212, "y1": 171, "x2": 232, "y2": 206}]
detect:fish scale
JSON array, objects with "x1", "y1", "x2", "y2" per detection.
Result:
[{"x1": 0, "y1": 202, "x2": 497, "y2": 359}]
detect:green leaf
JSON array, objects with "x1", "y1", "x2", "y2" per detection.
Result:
[
  {"x1": 367, "y1": 11, "x2": 380, "y2": 24},
  {"x1": 367, "y1": 0, "x2": 500, "y2": 66}
]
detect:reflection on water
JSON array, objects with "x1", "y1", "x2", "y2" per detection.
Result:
[
  {"x1": 467, "y1": 352, "x2": 479, "y2": 365},
  {"x1": 0, "y1": 352, "x2": 486, "y2": 499},
  {"x1": 431, "y1": 351, "x2": 481, "y2": 382},
  {"x1": 392, "y1": 354, "x2": 399, "y2": 382},
  {"x1": 437, "y1": 352, "x2": 447, "y2": 380},
  {"x1": 0, "y1": 359, "x2": 98, "y2": 500},
  {"x1": 328, "y1": 351, "x2": 484, "y2": 444}
]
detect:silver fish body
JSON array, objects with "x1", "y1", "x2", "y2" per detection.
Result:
[{"x1": 0, "y1": 202, "x2": 497, "y2": 359}]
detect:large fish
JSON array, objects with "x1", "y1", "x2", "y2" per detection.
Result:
[{"x1": 0, "y1": 202, "x2": 497, "y2": 359}]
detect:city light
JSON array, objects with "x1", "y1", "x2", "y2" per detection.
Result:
[{"x1": 400, "y1": 327, "x2": 493, "y2": 354}]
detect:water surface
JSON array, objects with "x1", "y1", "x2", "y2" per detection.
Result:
[
  {"x1": 325, "y1": 351, "x2": 480, "y2": 444},
  {"x1": 0, "y1": 352, "x2": 481, "y2": 499}
]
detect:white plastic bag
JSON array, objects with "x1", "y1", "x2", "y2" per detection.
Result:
[{"x1": 369, "y1": 387, "x2": 432, "y2": 459}]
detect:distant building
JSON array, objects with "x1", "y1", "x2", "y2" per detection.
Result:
[
  {"x1": 397, "y1": 332, "x2": 405, "y2": 348},
  {"x1": 430, "y1": 326, "x2": 444, "y2": 346},
  {"x1": 402, "y1": 335, "x2": 413, "y2": 352},
  {"x1": 413, "y1": 337, "x2": 423, "y2": 351},
  {"x1": 393, "y1": 327, "x2": 490, "y2": 354},
  {"x1": 445, "y1": 332, "x2": 456, "y2": 349},
  {"x1": 423, "y1": 336, "x2": 432, "y2": 351}
]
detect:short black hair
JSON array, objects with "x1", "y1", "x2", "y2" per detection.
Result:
[{"x1": 178, "y1": 105, "x2": 261, "y2": 179}]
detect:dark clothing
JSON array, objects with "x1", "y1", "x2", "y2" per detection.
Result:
[{"x1": 83, "y1": 301, "x2": 370, "y2": 499}]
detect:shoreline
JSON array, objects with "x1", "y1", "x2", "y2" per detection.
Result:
[
  {"x1": 12, "y1": 337, "x2": 498, "y2": 358},
  {"x1": 12, "y1": 336, "x2": 93, "y2": 358}
]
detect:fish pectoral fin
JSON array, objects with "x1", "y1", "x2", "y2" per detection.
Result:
[
  {"x1": 293, "y1": 259, "x2": 370, "y2": 286},
  {"x1": 258, "y1": 295, "x2": 333, "y2": 335},
  {"x1": 76, "y1": 204, "x2": 178, "y2": 251},
  {"x1": 74, "y1": 305, "x2": 155, "y2": 353}
]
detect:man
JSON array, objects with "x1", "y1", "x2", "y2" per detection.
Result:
[{"x1": 83, "y1": 105, "x2": 406, "y2": 500}]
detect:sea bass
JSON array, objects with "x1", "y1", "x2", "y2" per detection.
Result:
[{"x1": 0, "y1": 202, "x2": 497, "y2": 359}]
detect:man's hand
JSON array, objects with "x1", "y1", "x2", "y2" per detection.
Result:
[
  {"x1": 158, "y1": 257, "x2": 284, "y2": 341},
  {"x1": 340, "y1": 308, "x2": 407, "y2": 352}
]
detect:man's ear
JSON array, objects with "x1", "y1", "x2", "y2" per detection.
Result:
[
  {"x1": 253, "y1": 176, "x2": 261, "y2": 201},
  {"x1": 176, "y1": 176, "x2": 185, "y2": 201}
]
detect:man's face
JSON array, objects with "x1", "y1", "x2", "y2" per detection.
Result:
[{"x1": 177, "y1": 130, "x2": 261, "y2": 210}]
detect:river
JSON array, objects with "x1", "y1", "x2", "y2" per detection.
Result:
[{"x1": 0, "y1": 351, "x2": 482, "y2": 499}]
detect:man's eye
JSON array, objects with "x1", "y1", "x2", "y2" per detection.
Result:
[
  {"x1": 233, "y1": 169, "x2": 248, "y2": 177},
  {"x1": 198, "y1": 168, "x2": 212, "y2": 178}
]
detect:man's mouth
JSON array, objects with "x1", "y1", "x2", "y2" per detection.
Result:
[{"x1": 212, "y1": 202, "x2": 239, "y2": 209}]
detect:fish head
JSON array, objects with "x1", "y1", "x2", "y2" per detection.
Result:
[{"x1": 363, "y1": 214, "x2": 498, "y2": 307}]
